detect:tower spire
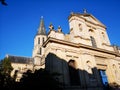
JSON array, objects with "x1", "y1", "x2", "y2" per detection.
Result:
[{"x1": 37, "y1": 16, "x2": 46, "y2": 35}]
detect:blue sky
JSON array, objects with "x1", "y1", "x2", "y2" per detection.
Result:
[{"x1": 0, "y1": 0, "x2": 120, "y2": 60}]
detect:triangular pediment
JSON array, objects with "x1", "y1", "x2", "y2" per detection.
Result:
[
  {"x1": 81, "y1": 14, "x2": 106, "y2": 28},
  {"x1": 69, "y1": 13, "x2": 106, "y2": 28}
]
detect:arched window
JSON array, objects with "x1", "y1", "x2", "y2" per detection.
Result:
[
  {"x1": 38, "y1": 37, "x2": 40, "y2": 44},
  {"x1": 90, "y1": 36, "x2": 97, "y2": 48}
]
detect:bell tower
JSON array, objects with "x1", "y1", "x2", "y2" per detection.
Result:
[{"x1": 32, "y1": 16, "x2": 47, "y2": 67}]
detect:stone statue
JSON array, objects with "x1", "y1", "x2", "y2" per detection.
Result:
[
  {"x1": 49, "y1": 23, "x2": 54, "y2": 30},
  {"x1": 58, "y1": 26, "x2": 62, "y2": 32}
]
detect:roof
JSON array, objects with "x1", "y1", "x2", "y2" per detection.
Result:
[
  {"x1": 6, "y1": 55, "x2": 33, "y2": 64},
  {"x1": 36, "y1": 16, "x2": 46, "y2": 35}
]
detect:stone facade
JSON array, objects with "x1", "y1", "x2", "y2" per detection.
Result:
[
  {"x1": 6, "y1": 55, "x2": 33, "y2": 81},
  {"x1": 6, "y1": 11, "x2": 120, "y2": 89}
]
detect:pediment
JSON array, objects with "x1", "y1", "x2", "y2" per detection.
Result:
[
  {"x1": 81, "y1": 14, "x2": 106, "y2": 28},
  {"x1": 69, "y1": 13, "x2": 106, "y2": 28}
]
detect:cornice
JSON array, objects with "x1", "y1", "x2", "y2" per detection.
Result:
[
  {"x1": 74, "y1": 36, "x2": 90, "y2": 41},
  {"x1": 43, "y1": 37, "x2": 120, "y2": 57}
]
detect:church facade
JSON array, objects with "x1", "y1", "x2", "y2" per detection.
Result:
[{"x1": 7, "y1": 11, "x2": 120, "y2": 90}]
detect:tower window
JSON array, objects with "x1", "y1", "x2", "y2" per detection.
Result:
[
  {"x1": 90, "y1": 36, "x2": 97, "y2": 48},
  {"x1": 42, "y1": 37, "x2": 45, "y2": 44},
  {"x1": 40, "y1": 48, "x2": 42, "y2": 55},
  {"x1": 38, "y1": 38, "x2": 40, "y2": 44}
]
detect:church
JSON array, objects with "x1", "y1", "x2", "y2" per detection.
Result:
[{"x1": 6, "y1": 10, "x2": 120, "y2": 90}]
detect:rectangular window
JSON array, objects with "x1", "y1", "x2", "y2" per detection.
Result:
[
  {"x1": 90, "y1": 36, "x2": 97, "y2": 48},
  {"x1": 38, "y1": 38, "x2": 40, "y2": 44},
  {"x1": 40, "y1": 48, "x2": 42, "y2": 55},
  {"x1": 42, "y1": 37, "x2": 44, "y2": 44}
]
